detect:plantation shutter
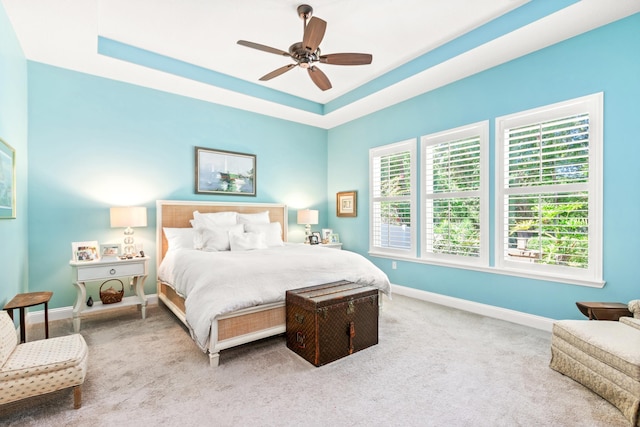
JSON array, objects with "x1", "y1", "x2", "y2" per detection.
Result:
[
  {"x1": 503, "y1": 113, "x2": 590, "y2": 268},
  {"x1": 370, "y1": 140, "x2": 415, "y2": 255},
  {"x1": 424, "y1": 135, "x2": 481, "y2": 257}
]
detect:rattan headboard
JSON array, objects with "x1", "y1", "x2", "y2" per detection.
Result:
[{"x1": 156, "y1": 200, "x2": 288, "y2": 264}]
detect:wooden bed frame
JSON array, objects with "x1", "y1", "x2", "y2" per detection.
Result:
[{"x1": 156, "y1": 200, "x2": 289, "y2": 367}]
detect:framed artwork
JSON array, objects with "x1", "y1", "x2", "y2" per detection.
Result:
[
  {"x1": 337, "y1": 191, "x2": 357, "y2": 217},
  {"x1": 72, "y1": 241, "x2": 100, "y2": 262},
  {"x1": 195, "y1": 147, "x2": 256, "y2": 196},
  {"x1": 0, "y1": 138, "x2": 16, "y2": 219},
  {"x1": 100, "y1": 243, "x2": 122, "y2": 259},
  {"x1": 321, "y1": 228, "x2": 333, "y2": 243}
]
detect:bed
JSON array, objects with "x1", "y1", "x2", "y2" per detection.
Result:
[{"x1": 156, "y1": 200, "x2": 391, "y2": 366}]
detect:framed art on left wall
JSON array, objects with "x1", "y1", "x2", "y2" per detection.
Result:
[{"x1": 0, "y1": 138, "x2": 16, "y2": 219}]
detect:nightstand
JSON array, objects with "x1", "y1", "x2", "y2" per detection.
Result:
[
  {"x1": 319, "y1": 243, "x2": 342, "y2": 249},
  {"x1": 69, "y1": 257, "x2": 149, "y2": 332}
]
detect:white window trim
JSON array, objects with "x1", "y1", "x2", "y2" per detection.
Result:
[
  {"x1": 494, "y1": 92, "x2": 604, "y2": 286},
  {"x1": 420, "y1": 121, "x2": 489, "y2": 267},
  {"x1": 369, "y1": 139, "x2": 417, "y2": 258}
]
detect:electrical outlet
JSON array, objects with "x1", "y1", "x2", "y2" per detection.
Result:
[{"x1": 392, "y1": 261, "x2": 397, "y2": 270}]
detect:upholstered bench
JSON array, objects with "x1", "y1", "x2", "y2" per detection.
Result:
[
  {"x1": 0, "y1": 311, "x2": 88, "y2": 409},
  {"x1": 550, "y1": 300, "x2": 640, "y2": 426}
]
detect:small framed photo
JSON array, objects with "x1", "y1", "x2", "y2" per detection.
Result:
[
  {"x1": 100, "y1": 243, "x2": 122, "y2": 259},
  {"x1": 72, "y1": 241, "x2": 99, "y2": 262},
  {"x1": 337, "y1": 191, "x2": 357, "y2": 217},
  {"x1": 310, "y1": 231, "x2": 321, "y2": 245},
  {"x1": 329, "y1": 233, "x2": 340, "y2": 244},
  {"x1": 321, "y1": 228, "x2": 333, "y2": 243}
]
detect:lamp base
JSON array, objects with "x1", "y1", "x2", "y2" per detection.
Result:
[
  {"x1": 304, "y1": 224, "x2": 312, "y2": 244},
  {"x1": 124, "y1": 227, "x2": 135, "y2": 255}
]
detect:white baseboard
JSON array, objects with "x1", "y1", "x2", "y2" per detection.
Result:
[
  {"x1": 24, "y1": 288, "x2": 554, "y2": 333},
  {"x1": 391, "y1": 284, "x2": 554, "y2": 332},
  {"x1": 26, "y1": 294, "x2": 159, "y2": 324}
]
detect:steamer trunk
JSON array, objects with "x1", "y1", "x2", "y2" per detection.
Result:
[{"x1": 286, "y1": 281, "x2": 379, "y2": 366}]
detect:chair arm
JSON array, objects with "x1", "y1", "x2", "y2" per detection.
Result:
[{"x1": 628, "y1": 299, "x2": 640, "y2": 318}]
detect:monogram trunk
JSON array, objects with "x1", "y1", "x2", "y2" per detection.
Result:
[{"x1": 285, "y1": 281, "x2": 379, "y2": 367}]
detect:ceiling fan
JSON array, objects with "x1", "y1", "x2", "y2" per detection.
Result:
[{"x1": 237, "y1": 4, "x2": 372, "y2": 91}]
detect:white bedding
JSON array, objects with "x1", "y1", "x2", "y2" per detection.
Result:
[{"x1": 157, "y1": 244, "x2": 391, "y2": 351}]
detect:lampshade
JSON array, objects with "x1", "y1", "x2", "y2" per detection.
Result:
[
  {"x1": 110, "y1": 207, "x2": 148, "y2": 228},
  {"x1": 297, "y1": 209, "x2": 318, "y2": 225}
]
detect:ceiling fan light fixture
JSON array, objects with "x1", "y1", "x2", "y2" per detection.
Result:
[{"x1": 299, "y1": 57, "x2": 312, "y2": 69}]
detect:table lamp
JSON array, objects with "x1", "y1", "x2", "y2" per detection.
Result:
[
  {"x1": 297, "y1": 209, "x2": 318, "y2": 243},
  {"x1": 110, "y1": 206, "x2": 147, "y2": 255}
]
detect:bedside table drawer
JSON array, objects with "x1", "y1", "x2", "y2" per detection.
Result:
[{"x1": 76, "y1": 262, "x2": 145, "y2": 281}]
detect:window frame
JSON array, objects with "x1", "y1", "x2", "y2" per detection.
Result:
[
  {"x1": 420, "y1": 121, "x2": 489, "y2": 266},
  {"x1": 494, "y1": 93, "x2": 604, "y2": 286},
  {"x1": 369, "y1": 139, "x2": 417, "y2": 258}
]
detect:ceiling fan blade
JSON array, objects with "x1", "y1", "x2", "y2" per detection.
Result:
[
  {"x1": 302, "y1": 17, "x2": 326, "y2": 52},
  {"x1": 237, "y1": 40, "x2": 290, "y2": 57},
  {"x1": 308, "y1": 66, "x2": 332, "y2": 91},
  {"x1": 259, "y1": 64, "x2": 297, "y2": 81},
  {"x1": 319, "y1": 53, "x2": 373, "y2": 65}
]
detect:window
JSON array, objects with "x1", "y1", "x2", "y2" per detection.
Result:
[
  {"x1": 370, "y1": 139, "x2": 416, "y2": 256},
  {"x1": 421, "y1": 121, "x2": 488, "y2": 265},
  {"x1": 495, "y1": 93, "x2": 603, "y2": 285}
]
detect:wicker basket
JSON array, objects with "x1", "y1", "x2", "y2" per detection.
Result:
[{"x1": 99, "y1": 279, "x2": 124, "y2": 304}]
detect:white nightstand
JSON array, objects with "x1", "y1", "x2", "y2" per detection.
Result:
[
  {"x1": 69, "y1": 257, "x2": 149, "y2": 332},
  {"x1": 319, "y1": 243, "x2": 342, "y2": 249}
]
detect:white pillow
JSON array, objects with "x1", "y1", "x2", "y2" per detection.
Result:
[
  {"x1": 192, "y1": 210, "x2": 238, "y2": 228},
  {"x1": 244, "y1": 222, "x2": 284, "y2": 247},
  {"x1": 229, "y1": 232, "x2": 268, "y2": 251},
  {"x1": 237, "y1": 211, "x2": 270, "y2": 224},
  {"x1": 194, "y1": 224, "x2": 244, "y2": 251},
  {"x1": 163, "y1": 228, "x2": 195, "y2": 250}
]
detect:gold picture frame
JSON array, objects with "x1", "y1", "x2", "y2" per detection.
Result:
[
  {"x1": 337, "y1": 191, "x2": 357, "y2": 217},
  {"x1": 0, "y1": 137, "x2": 16, "y2": 219}
]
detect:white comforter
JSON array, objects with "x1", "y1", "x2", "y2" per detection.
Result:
[{"x1": 157, "y1": 244, "x2": 391, "y2": 351}]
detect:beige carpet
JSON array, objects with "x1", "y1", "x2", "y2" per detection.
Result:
[{"x1": 0, "y1": 295, "x2": 628, "y2": 426}]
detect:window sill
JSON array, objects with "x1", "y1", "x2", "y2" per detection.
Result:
[{"x1": 368, "y1": 252, "x2": 605, "y2": 288}]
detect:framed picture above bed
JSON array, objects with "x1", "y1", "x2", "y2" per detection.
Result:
[{"x1": 195, "y1": 147, "x2": 256, "y2": 196}]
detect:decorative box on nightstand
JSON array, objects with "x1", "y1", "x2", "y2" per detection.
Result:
[{"x1": 69, "y1": 256, "x2": 149, "y2": 331}]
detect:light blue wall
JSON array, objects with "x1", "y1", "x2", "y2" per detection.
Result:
[
  {"x1": 27, "y1": 63, "x2": 327, "y2": 309},
  {"x1": 327, "y1": 13, "x2": 640, "y2": 320},
  {"x1": 0, "y1": 4, "x2": 28, "y2": 306}
]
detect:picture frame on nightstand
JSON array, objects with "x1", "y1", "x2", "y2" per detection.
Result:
[
  {"x1": 72, "y1": 241, "x2": 99, "y2": 262},
  {"x1": 329, "y1": 233, "x2": 340, "y2": 244},
  {"x1": 100, "y1": 243, "x2": 122, "y2": 260},
  {"x1": 321, "y1": 228, "x2": 333, "y2": 243}
]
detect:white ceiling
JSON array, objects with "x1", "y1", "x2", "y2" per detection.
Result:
[{"x1": 3, "y1": 0, "x2": 640, "y2": 128}]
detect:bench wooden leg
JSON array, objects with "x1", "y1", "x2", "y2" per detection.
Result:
[{"x1": 73, "y1": 385, "x2": 82, "y2": 409}]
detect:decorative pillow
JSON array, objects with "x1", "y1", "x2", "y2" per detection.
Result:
[
  {"x1": 237, "y1": 211, "x2": 270, "y2": 224},
  {"x1": 163, "y1": 228, "x2": 195, "y2": 250},
  {"x1": 192, "y1": 210, "x2": 238, "y2": 228},
  {"x1": 244, "y1": 222, "x2": 284, "y2": 247},
  {"x1": 628, "y1": 299, "x2": 640, "y2": 318},
  {"x1": 229, "y1": 232, "x2": 268, "y2": 251},
  {"x1": 194, "y1": 224, "x2": 244, "y2": 251}
]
